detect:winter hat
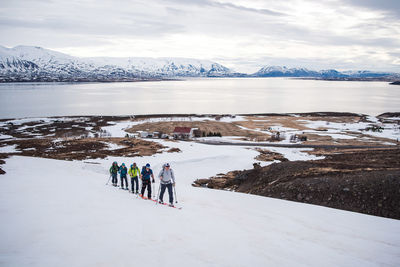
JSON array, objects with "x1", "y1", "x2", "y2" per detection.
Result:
[
  {"x1": 146, "y1": 163, "x2": 150, "y2": 168},
  {"x1": 122, "y1": 163, "x2": 125, "y2": 166},
  {"x1": 165, "y1": 163, "x2": 170, "y2": 167}
]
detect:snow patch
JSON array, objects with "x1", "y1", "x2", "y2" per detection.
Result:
[{"x1": 0, "y1": 144, "x2": 19, "y2": 153}]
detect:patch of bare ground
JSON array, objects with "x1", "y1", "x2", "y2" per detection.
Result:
[
  {"x1": 238, "y1": 114, "x2": 397, "y2": 145},
  {"x1": 0, "y1": 116, "x2": 132, "y2": 139},
  {"x1": 255, "y1": 149, "x2": 288, "y2": 162},
  {"x1": 301, "y1": 134, "x2": 397, "y2": 146},
  {"x1": 126, "y1": 120, "x2": 270, "y2": 139},
  {"x1": 241, "y1": 116, "x2": 309, "y2": 131},
  {"x1": 193, "y1": 148, "x2": 400, "y2": 220},
  {"x1": 241, "y1": 115, "x2": 362, "y2": 131},
  {"x1": 1, "y1": 138, "x2": 167, "y2": 161},
  {"x1": 167, "y1": 147, "x2": 182, "y2": 153}
]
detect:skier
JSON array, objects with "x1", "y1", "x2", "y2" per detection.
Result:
[
  {"x1": 109, "y1": 161, "x2": 119, "y2": 187},
  {"x1": 128, "y1": 162, "x2": 141, "y2": 194},
  {"x1": 140, "y1": 163, "x2": 155, "y2": 199},
  {"x1": 119, "y1": 163, "x2": 128, "y2": 189},
  {"x1": 158, "y1": 163, "x2": 176, "y2": 206}
]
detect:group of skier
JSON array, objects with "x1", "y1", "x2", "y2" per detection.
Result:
[{"x1": 109, "y1": 161, "x2": 176, "y2": 206}]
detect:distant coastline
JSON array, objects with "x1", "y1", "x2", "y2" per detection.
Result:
[{"x1": 1, "y1": 76, "x2": 399, "y2": 85}]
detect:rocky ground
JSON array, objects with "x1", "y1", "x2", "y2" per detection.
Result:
[
  {"x1": 193, "y1": 148, "x2": 400, "y2": 220},
  {"x1": 1, "y1": 138, "x2": 169, "y2": 161}
]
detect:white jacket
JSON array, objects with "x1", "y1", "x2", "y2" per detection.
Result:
[{"x1": 158, "y1": 168, "x2": 175, "y2": 184}]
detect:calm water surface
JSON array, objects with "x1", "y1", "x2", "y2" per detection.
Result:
[{"x1": 0, "y1": 78, "x2": 399, "y2": 118}]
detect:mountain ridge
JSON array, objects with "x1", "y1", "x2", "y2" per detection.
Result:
[
  {"x1": 0, "y1": 45, "x2": 235, "y2": 82},
  {"x1": 252, "y1": 65, "x2": 397, "y2": 79},
  {"x1": 0, "y1": 45, "x2": 398, "y2": 82}
]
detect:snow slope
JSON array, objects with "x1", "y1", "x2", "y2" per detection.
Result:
[
  {"x1": 1, "y1": 140, "x2": 399, "y2": 267},
  {"x1": 0, "y1": 45, "x2": 232, "y2": 80}
]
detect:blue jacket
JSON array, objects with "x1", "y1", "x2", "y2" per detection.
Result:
[{"x1": 119, "y1": 166, "x2": 128, "y2": 177}]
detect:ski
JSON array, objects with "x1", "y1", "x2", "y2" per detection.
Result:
[
  {"x1": 157, "y1": 201, "x2": 182, "y2": 210},
  {"x1": 139, "y1": 195, "x2": 182, "y2": 210}
]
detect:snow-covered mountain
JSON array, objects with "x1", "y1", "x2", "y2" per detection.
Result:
[
  {"x1": 253, "y1": 65, "x2": 394, "y2": 78},
  {"x1": 1, "y1": 46, "x2": 398, "y2": 82},
  {"x1": 253, "y1": 66, "x2": 319, "y2": 77},
  {"x1": 0, "y1": 46, "x2": 233, "y2": 82}
]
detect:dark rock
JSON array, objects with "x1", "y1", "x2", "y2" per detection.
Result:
[{"x1": 193, "y1": 148, "x2": 400, "y2": 220}]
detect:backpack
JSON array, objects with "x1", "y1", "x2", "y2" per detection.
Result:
[{"x1": 141, "y1": 166, "x2": 152, "y2": 180}]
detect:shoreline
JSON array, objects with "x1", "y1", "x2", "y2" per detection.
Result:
[{"x1": 1, "y1": 76, "x2": 399, "y2": 84}]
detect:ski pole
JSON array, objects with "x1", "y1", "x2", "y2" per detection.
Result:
[
  {"x1": 156, "y1": 183, "x2": 161, "y2": 205},
  {"x1": 106, "y1": 174, "x2": 112, "y2": 185},
  {"x1": 174, "y1": 185, "x2": 178, "y2": 203},
  {"x1": 137, "y1": 178, "x2": 141, "y2": 198}
]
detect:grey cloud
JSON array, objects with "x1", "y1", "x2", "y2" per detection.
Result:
[
  {"x1": 344, "y1": 0, "x2": 400, "y2": 17},
  {"x1": 0, "y1": 14, "x2": 185, "y2": 38},
  {"x1": 0, "y1": 0, "x2": 399, "y2": 72},
  {"x1": 160, "y1": 0, "x2": 286, "y2": 16},
  {"x1": 209, "y1": 1, "x2": 286, "y2": 17}
]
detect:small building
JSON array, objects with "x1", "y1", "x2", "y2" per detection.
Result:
[
  {"x1": 153, "y1": 131, "x2": 161, "y2": 138},
  {"x1": 138, "y1": 131, "x2": 148, "y2": 138},
  {"x1": 173, "y1": 127, "x2": 193, "y2": 139}
]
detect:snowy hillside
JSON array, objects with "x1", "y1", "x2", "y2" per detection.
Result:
[
  {"x1": 1, "y1": 135, "x2": 400, "y2": 266},
  {"x1": 0, "y1": 46, "x2": 39, "y2": 73},
  {"x1": 253, "y1": 65, "x2": 394, "y2": 78},
  {"x1": 0, "y1": 45, "x2": 233, "y2": 82},
  {"x1": 254, "y1": 66, "x2": 319, "y2": 77}
]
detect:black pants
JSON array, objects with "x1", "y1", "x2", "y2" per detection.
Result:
[
  {"x1": 141, "y1": 180, "x2": 152, "y2": 198},
  {"x1": 159, "y1": 183, "x2": 173, "y2": 204},
  {"x1": 112, "y1": 173, "x2": 118, "y2": 185},
  {"x1": 131, "y1": 177, "x2": 139, "y2": 192},
  {"x1": 121, "y1": 175, "x2": 128, "y2": 188}
]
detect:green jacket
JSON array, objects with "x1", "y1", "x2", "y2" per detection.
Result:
[
  {"x1": 110, "y1": 164, "x2": 119, "y2": 174},
  {"x1": 128, "y1": 166, "x2": 140, "y2": 177}
]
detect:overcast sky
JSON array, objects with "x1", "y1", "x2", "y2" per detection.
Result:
[{"x1": 1, "y1": 0, "x2": 399, "y2": 73}]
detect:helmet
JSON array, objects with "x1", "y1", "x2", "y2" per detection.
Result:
[
  {"x1": 146, "y1": 163, "x2": 150, "y2": 168},
  {"x1": 165, "y1": 163, "x2": 170, "y2": 167}
]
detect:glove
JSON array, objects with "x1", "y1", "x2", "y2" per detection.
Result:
[{"x1": 152, "y1": 179, "x2": 155, "y2": 183}]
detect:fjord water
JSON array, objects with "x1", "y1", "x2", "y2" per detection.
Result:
[{"x1": 0, "y1": 78, "x2": 398, "y2": 118}]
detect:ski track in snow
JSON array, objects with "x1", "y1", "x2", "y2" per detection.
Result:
[{"x1": 1, "y1": 138, "x2": 400, "y2": 267}]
